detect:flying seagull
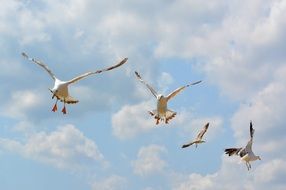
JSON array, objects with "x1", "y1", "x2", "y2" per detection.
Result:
[
  {"x1": 224, "y1": 121, "x2": 261, "y2": 170},
  {"x1": 182, "y1": 122, "x2": 209, "y2": 148},
  {"x1": 22, "y1": 52, "x2": 128, "y2": 114},
  {"x1": 135, "y1": 71, "x2": 201, "y2": 125}
]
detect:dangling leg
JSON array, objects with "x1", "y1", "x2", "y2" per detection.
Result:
[
  {"x1": 245, "y1": 162, "x2": 249, "y2": 170},
  {"x1": 154, "y1": 115, "x2": 160, "y2": 125},
  {"x1": 148, "y1": 111, "x2": 154, "y2": 116},
  {"x1": 62, "y1": 102, "x2": 67, "y2": 114},
  {"x1": 249, "y1": 162, "x2": 252, "y2": 169},
  {"x1": 52, "y1": 99, "x2": 58, "y2": 112},
  {"x1": 156, "y1": 118, "x2": 160, "y2": 125},
  {"x1": 195, "y1": 144, "x2": 198, "y2": 148}
]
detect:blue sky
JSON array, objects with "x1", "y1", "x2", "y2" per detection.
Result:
[{"x1": 1, "y1": 0, "x2": 286, "y2": 189}]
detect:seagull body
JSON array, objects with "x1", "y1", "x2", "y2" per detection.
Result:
[
  {"x1": 224, "y1": 121, "x2": 261, "y2": 170},
  {"x1": 135, "y1": 71, "x2": 201, "y2": 125},
  {"x1": 182, "y1": 122, "x2": 209, "y2": 148},
  {"x1": 22, "y1": 52, "x2": 128, "y2": 114}
]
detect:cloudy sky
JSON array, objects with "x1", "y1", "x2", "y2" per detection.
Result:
[{"x1": 1, "y1": 0, "x2": 286, "y2": 189}]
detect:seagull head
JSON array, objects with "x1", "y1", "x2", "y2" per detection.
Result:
[
  {"x1": 157, "y1": 94, "x2": 164, "y2": 100},
  {"x1": 49, "y1": 88, "x2": 58, "y2": 99}
]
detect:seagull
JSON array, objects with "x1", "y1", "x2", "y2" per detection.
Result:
[
  {"x1": 182, "y1": 122, "x2": 209, "y2": 148},
  {"x1": 22, "y1": 52, "x2": 128, "y2": 114},
  {"x1": 135, "y1": 71, "x2": 201, "y2": 125},
  {"x1": 224, "y1": 121, "x2": 261, "y2": 170}
]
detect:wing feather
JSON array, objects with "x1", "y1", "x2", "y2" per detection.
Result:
[
  {"x1": 22, "y1": 52, "x2": 56, "y2": 80},
  {"x1": 250, "y1": 121, "x2": 254, "y2": 139},
  {"x1": 166, "y1": 80, "x2": 202, "y2": 102},
  {"x1": 67, "y1": 58, "x2": 128, "y2": 84},
  {"x1": 181, "y1": 142, "x2": 195, "y2": 148},
  {"x1": 224, "y1": 148, "x2": 243, "y2": 156},
  {"x1": 135, "y1": 71, "x2": 158, "y2": 98},
  {"x1": 197, "y1": 122, "x2": 209, "y2": 140}
]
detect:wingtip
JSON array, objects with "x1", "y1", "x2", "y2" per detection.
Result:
[
  {"x1": 134, "y1": 71, "x2": 140, "y2": 77},
  {"x1": 21, "y1": 52, "x2": 28, "y2": 58},
  {"x1": 122, "y1": 57, "x2": 128, "y2": 63},
  {"x1": 190, "y1": 80, "x2": 202, "y2": 86}
]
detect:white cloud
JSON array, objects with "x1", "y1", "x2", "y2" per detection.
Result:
[
  {"x1": 175, "y1": 111, "x2": 223, "y2": 141},
  {"x1": 112, "y1": 101, "x2": 155, "y2": 140},
  {"x1": 172, "y1": 156, "x2": 286, "y2": 190},
  {"x1": 1, "y1": 89, "x2": 44, "y2": 119},
  {"x1": 92, "y1": 175, "x2": 127, "y2": 190},
  {"x1": 0, "y1": 124, "x2": 107, "y2": 171},
  {"x1": 132, "y1": 144, "x2": 167, "y2": 176}
]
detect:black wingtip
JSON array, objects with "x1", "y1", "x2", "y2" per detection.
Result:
[
  {"x1": 191, "y1": 80, "x2": 202, "y2": 85},
  {"x1": 181, "y1": 144, "x2": 189, "y2": 148},
  {"x1": 135, "y1": 71, "x2": 140, "y2": 77},
  {"x1": 21, "y1": 52, "x2": 28, "y2": 58},
  {"x1": 122, "y1": 57, "x2": 128, "y2": 63}
]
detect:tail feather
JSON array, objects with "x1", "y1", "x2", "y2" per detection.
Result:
[{"x1": 166, "y1": 109, "x2": 176, "y2": 123}]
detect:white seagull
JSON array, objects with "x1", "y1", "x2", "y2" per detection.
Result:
[
  {"x1": 224, "y1": 121, "x2": 261, "y2": 170},
  {"x1": 135, "y1": 71, "x2": 202, "y2": 125},
  {"x1": 22, "y1": 52, "x2": 128, "y2": 114},
  {"x1": 182, "y1": 122, "x2": 209, "y2": 148}
]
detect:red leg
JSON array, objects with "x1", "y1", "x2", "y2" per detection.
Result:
[
  {"x1": 156, "y1": 118, "x2": 160, "y2": 125},
  {"x1": 148, "y1": 111, "x2": 154, "y2": 116},
  {"x1": 52, "y1": 100, "x2": 58, "y2": 112},
  {"x1": 62, "y1": 103, "x2": 67, "y2": 114}
]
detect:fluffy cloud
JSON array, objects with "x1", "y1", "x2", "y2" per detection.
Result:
[
  {"x1": 112, "y1": 101, "x2": 155, "y2": 140},
  {"x1": 172, "y1": 157, "x2": 286, "y2": 190},
  {"x1": 0, "y1": 124, "x2": 107, "y2": 171},
  {"x1": 132, "y1": 144, "x2": 167, "y2": 176},
  {"x1": 174, "y1": 110, "x2": 223, "y2": 141},
  {"x1": 1, "y1": 89, "x2": 45, "y2": 119},
  {"x1": 112, "y1": 99, "x2": 223, "y2": 141}
]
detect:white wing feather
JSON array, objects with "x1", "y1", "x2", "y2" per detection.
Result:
[
  {"x1": 135, "y1": 71, "x2": 158, "y2": 98},
  {"x1": 22, "y1": 52, "x2": 56, "y2": 80},
  {"x1": 166, "y1": 80, "x2": 202, "y2": 102},
  {"x1": 67, "y1": 58, "x2": 128, "y2": 84}
]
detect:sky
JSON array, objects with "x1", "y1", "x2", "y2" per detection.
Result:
[{"x1": 0, "y1": 0, "x2": 286, "y2": 189}]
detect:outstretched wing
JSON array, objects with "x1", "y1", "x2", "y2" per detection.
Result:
[
  {"x1": 196, "y1": 122, "x2": 209, "y2": 140},
  {"x1": 67, "y1": 58, "x2": 128, "y2": 84},
  {"x1": 166, "y1": 80, "x2": 202, "y2": 102},
  {"x1": 250, "y1": 121, "x2": 254, "y2": 139},
  {"x1": 181, "y1": 141, "x2": 195, "y2": 148},
  {"x1": 22, "y1": 52, "x2": 56, "y2": 80},
  {"x1": 224, "y1": 147, "x2": 243, "y2": 156},
  {"x1": 245, "y1": 121, "x2": 255, "y2": 152},
  {"x1": 135, "y1": 71, "x2": 158, "y2": 98}
]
